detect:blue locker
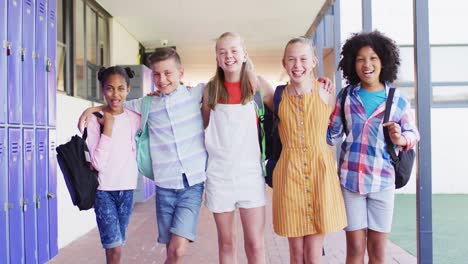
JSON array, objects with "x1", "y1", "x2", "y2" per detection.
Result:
[
  {"x1": 7, "y1": 0, "x2": 22, "y2": 124},
  {"x1": 48, "y1": 129, "x2": 57, "y2": 258},
  {"x1": 36, "y1": 128, "x2": 48, "y2": 263},
  {"x1": 23, "y1": 129, "x2": 36, "y2": 264},
  {"x1": 0, "y1": 127, "x2": 8, "y2": 264},
  {"x1": 22, "y1": 0, "x2": 36, "y2": 125},
  {"x1": 8, "y1": 128, "x2": 24, "y2": 264},
  {"x1": 47, "y1": 0, "x2": 56, "y2": 127},
  {"x1": 35, "y1": 0, "x2": 47, "y2": 126},
  {"x1": 0, "y1": 0, "x2": 6, "y2": 124}
]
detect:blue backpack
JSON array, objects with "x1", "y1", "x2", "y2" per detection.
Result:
[
  {"x1": 264, "y1": 85, "x2": 286, "y2": 188},
  {"x1": 135, "y1": 96, "x2": 154, "y2": 180}
]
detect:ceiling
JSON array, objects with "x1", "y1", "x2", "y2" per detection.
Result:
[{"x1": 96, "y1": 0, "x2": 332, "y2": 84}]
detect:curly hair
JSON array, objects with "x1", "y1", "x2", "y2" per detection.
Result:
[{"x1": 338, "y1": 30, "x2": 400, "y2": 85}]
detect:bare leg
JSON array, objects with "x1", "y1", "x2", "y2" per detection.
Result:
[
  {"x1": 239, "y1": 206, "x2": 266, "y2": 263},
  {"x1": 105, "y1": 246, "x2": 122, "y2": 264},
  {"x1": 288, "y1": 237, "x2": 305, "y2": 264},
  {"x1": 164, "y1": 234, "x2": 190, "y2": 264},
  {"x1": 367, "y1": 229, "x2": 388, "y2": 264},
  {"x1": 214, "y1": 211, "x2": 237, "y2": 264},
  {"x1": 345, "y1": 229, "x2": 367, "y2": 264},
  {"x1": 303, "y1": 234, "x2": 325, "y2": 264}
]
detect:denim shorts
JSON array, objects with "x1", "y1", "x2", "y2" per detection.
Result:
[
  {"x1": 94, "y1": 190, "x2": 134, "y2": 249},
  {"x1": 341, "y1": 186, "x2": 395, "y2": 233},
  {"x1": 155, "y1": 175, "x2": 204, "y2": 244}
]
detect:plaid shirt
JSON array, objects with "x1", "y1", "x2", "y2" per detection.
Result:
[{"x1": 327, "y1": 83, "x2": 420, "y2": 194}]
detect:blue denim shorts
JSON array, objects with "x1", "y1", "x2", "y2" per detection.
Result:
[
  {"x1": 155, "y1": 175, "x2": 204, "y2": 244},
  {"x1": 94, "y1": 190, "x2": 134, "y2": 249}
]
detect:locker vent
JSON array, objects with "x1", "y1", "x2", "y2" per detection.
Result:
[
  {"x1": 25, "y1": 141, "x2": 33, "y2": 153},
  {"x1": 39, "y1": 2, "x2": 45, "y2": 14},
  {"x1": 38, "y1": 142, "x2": 45, "y2": 153},
  {"x1": 25, "y1": 0, "x2": 32, "y2": 7},
  {"x1": 49, "y1": 10, "x2": 55, "y2": 21},
  {"x1": 11, "y1": 142, "x2": 19, "y2": 154},
  {"x1": 50, "y1": 141, "x2": 55, "y2": 151},
  {"x1": 0, "y1": 143, "x2": 3, "y2": 155}
]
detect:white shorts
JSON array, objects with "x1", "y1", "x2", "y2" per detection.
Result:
[
  {"x1": 341, "y1": 186, "x2": 395, "y2": 233},
  {"x1": 204, "y1": 166, "x2": 266, "y2": 213}
]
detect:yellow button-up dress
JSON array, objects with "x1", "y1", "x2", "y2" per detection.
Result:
[{"x1": 272, "y1": 81, "x2": 347, "y2": 237}]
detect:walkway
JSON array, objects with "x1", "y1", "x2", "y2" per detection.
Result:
[{"x1": 49, "y1": 189, "x2": 416, "y2": 263}]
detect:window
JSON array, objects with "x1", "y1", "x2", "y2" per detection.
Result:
[
  {"x1": 397, "y1": 45, "x2": 468, "y2": 107},
  {"x1": 73, "y1": 0, "x2": 110, "y2": 101}
]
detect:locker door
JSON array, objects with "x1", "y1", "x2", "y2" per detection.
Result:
[
  {"x1": 7, "y1": 0, "x2": 22, "y2": 124},
  {"x1": 35, "y1": 128, "x2": 48, "y2": 263},
  {"x1": 46, "y1": 0, "x2": 56, "y2": 127},
  {"x1": 0, "y1": 0, "x2": 6, "y2": 124},
  {"x1": 22, "y1": 0, "x2": 35, "y2": 125},
  {"x1": 8, "y1": 128, "x2": 24, "y2": 264},
  {"x1": 48, "y1": 128, "x2": 57, "y2": 258},
  {"x1": 0, "y1": 127, "x2": 8, "y2": 264},
  {"x1": 35, "y1": 0, "x2": 47, "y2": 126},
  {"x1": 23, "y1": 129, "x2": 36, "y2": 264}
]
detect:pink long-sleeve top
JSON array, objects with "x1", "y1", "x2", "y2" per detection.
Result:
[{"x1": 86, "y1": 109, "x2": 141, "y2": 191}]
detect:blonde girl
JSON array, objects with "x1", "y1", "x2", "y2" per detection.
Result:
[{"x1": 272, "y1": 37, "x2": 347, "y2": 263}]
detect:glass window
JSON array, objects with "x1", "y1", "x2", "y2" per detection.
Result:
[
  {"x1": 73, "y1": 0, "x2": 109, "y2": 101},
  {"x1": 98, "y1": 15, "x2": 108, "y2": 66},
  {"x1": 86, "y1": 6, "x2": 97, "y2": 65},
  {"x1": 431, "y1": 46, "x2": 468, "y2": 83},
  {"x1": 74, "y1": 0, "x2": 86, "y2": 98},
  {"x1": 433, "y1": 85, "x2": 468, "y2": 105}
]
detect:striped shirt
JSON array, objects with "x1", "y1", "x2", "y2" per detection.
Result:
[
  {"x1": 124, "y1": 84, "x2": 207, "y2": 189},
  {"x1": 327, "y1": 83, "x2": 420, "y2": 194}
]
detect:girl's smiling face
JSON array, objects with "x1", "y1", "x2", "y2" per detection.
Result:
[
  {"x1": 355, "y1": 46, "x2": 383, "y2": 89},
  {"x1": 283, "y1": 42, "x2": 317, "y2": 85},
  {"x1": 216, "y1": 35, "x2": 247, "y2": 77},
  {"x1": 102, "y1": 74, "x2": 129, "y2": 114}
]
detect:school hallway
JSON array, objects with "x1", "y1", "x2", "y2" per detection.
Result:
[{"x1": 48, "y1": 188, "x2": 416, "y2": 264}]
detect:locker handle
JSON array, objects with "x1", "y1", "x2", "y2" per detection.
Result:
[
  {"x1": 46, "y1": 58, "x2": 52, "y2": 72},
  {"x1": 47, "y1": 192, "x2": 55, "y2": 199},
  {"x1": 6, "y1": 41, "x2": 12, "y2": 56},
  {"x1": 21, "y1": 48, "x2": 26, "y2": 61},
  {"x1": 22, "y1": 198, "x2": 28, "y2": 212}
]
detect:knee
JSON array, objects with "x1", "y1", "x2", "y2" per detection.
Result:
[
  {"x1": 167, "y1": 245, "x2": 186, "y2": 259},
  {"x1": 347, "y1": 241, "x2": 366, "y2": 257},
  {"x1": 219, "y1": 238, "x2": 236, "y2": 253},
  {"x1": 245, "y1": 238, "x2": 264, "y2": 254},
  {"x1": 368, "y1": 241, "x2": 387, "y2": 261}
]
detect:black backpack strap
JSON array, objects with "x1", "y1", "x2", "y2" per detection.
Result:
[
  {"x1": 271, "y1": 85, "x2": 286, "y2": 136},
  {"x1": 82, "y1": 112, "x2": 104, "y2": 141},
  {"x1": 383, "y1": 88, "x2": 399, "y2": 164},
  {"x1": 340, "y1": 85, "x2": 350, "y2": 136}
]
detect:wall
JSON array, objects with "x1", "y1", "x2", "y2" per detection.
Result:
[
  {"x1": 109, "y1": 18, "x2": 140, "y2": 65},
  {"x1": 55, "y1": 93, "x2": 100, "y2": 247}
]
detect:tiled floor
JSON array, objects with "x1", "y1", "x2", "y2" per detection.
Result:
[{"x1": 49, "y1": 189, "x2": 416, "y2": 263}]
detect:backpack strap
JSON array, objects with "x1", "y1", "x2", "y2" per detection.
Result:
[
  {"x1": 82, "y1": 112, "x2": 104, "y2": 140},
  {"x1": 382, "y1": 88, "x2": 399, "y2": 166},
  {"x1": 271, "y1": 85, "x2": 286, "y2": 136},
  {"x1": 140, "y1": 96, "x2": 153, "y2": 133},
  {"x1": 253, "y1": 89, "x2": 267, "y2": 175},
  {"x1": 340, "y1": 85, "x2": 350, "y2": 136}
]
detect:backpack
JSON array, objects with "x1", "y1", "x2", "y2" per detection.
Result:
[
  {"x1": 135, "y1": 96, "x2": 154, "y2": 180},
  {"x1": 340, "y1": 86, "x2": 415, "y2": 189},
  {"x1": 56, "y1": 112, "x2": 101, "y2": 211},
  {"x1": 264, "y1": 85, "x2": 286, "y2": 188}
]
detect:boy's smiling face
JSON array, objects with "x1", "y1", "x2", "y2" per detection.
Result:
[{"x1": 151, "y1": 58, "x2": 184, "y2": 95}]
